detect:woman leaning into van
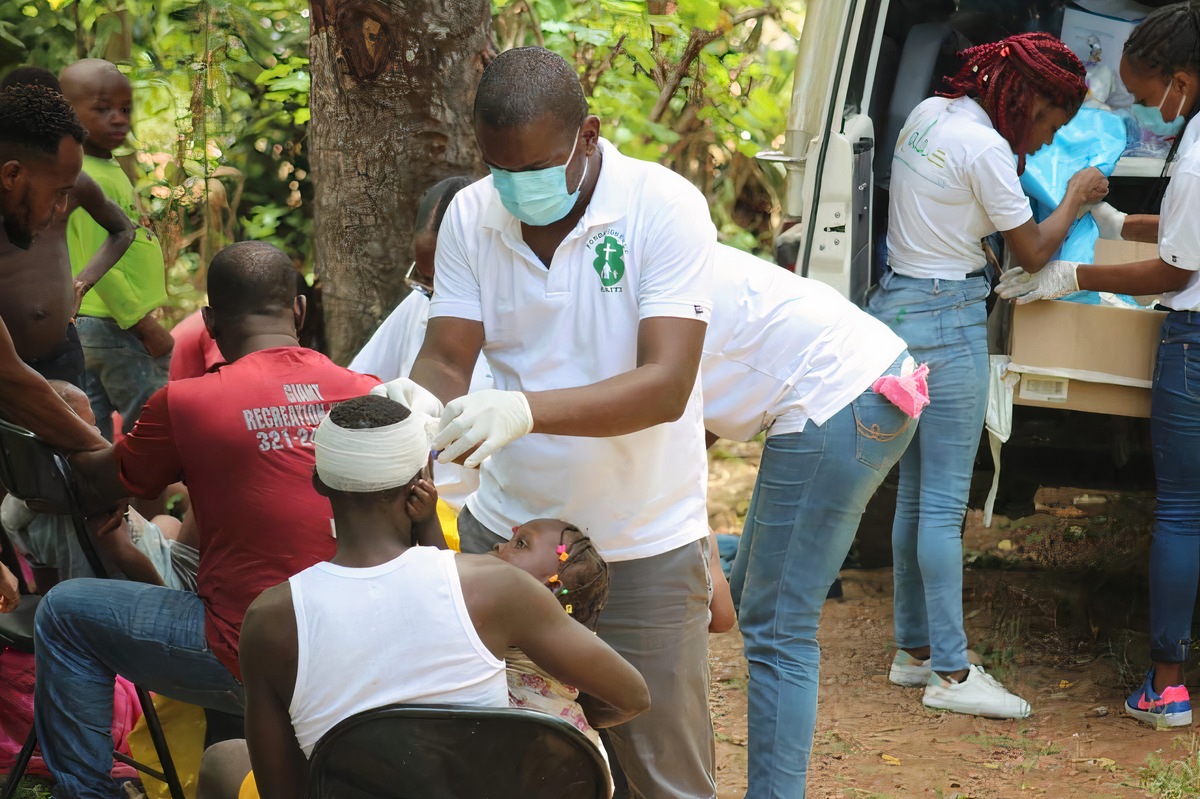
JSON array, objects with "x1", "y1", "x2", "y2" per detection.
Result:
[
  {"x1": 867, "y1": 32, "x2": 1107, "y2": 720},
  {"x1": 999, "y1": 2, "x2": 1200, "y2": 730}
]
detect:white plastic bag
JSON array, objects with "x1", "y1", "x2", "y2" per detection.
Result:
[{"x1": 984, "y1": 355, "x2": 1020, "y2": 528}]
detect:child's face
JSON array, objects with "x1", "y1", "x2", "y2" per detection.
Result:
[
  {"x1": 491, "y1": 518, "x2": 568, "y2": 583},
  {"x1": 73, "y1": 72, "x2": 132, "y2": 154}
]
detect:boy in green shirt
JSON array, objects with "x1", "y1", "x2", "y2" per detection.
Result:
[{"x1": 61, "y1": 58, "x2": 173, "y2": 440}]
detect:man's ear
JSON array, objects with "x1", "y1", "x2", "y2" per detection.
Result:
[
  {"x1": 581, "y1": 115, "x2": 601, "y2": 156},
  {"x1": 311, "y1": 468, "x2": 332, "y2": 498},
  {"x1": 0, "y1": 160, "x2": 24, "y2": 192},
  {"x1": 201, "y1": 306, "x2": 217, "y2": 340},
  {"x1": 294, "y1": 294, "x2": 307, "y2": 334}
]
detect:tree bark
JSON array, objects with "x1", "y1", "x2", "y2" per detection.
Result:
[{"x1": 308, "y1": 0, "x2": 491, "y2": 364}]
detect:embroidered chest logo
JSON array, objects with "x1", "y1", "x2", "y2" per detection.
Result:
[{"x1": 587, "y1": 229, "x2": 626, "y2": 293}]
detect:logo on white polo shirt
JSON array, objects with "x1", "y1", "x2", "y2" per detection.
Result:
[{"x1": 587, "y1": 228, "x2": 626, "y2": 293}]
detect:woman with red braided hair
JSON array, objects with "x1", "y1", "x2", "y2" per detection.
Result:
[
  {"x1": 999, "y1": 2, "x2": 1200, "y2": 729},
  {"x1": 867, "y1": 32, "x2": 1108, "y2": 721}
]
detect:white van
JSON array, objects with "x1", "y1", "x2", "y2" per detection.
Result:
[{"x1": 767, "y1": 0, "x2": 1171, "y2": 528}]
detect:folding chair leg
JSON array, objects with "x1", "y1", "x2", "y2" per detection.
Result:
[
  {"x1": 134, "y1": 686, "x2": 186, "y2": 799},
  {"x1": 1, "y1": 726, "x2": 39, "y2": 799}
]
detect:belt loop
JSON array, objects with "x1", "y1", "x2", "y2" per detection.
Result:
[{"x1": 932, "y1": 278, "x2": 941, "y2": 294}]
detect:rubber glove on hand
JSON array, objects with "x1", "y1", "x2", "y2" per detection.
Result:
[
  {"x1": 432, "y1": 389, "x2": 533, "y2": 468},
  {"x1": 370, "y1": 377, "x2": 445, "y2": 419},
  {"x1": 1085, "y1": 201, "x2": 1127, "y2": 240},
  {"x1": 995, "y1": 261, "x2": 1080, "y2": 304}
]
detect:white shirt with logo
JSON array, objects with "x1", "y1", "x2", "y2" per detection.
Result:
[
  {"x1": 349, "y1": 290, "x2": 494, "y2": 511},
  {"x1": 430, "y1": 138, "x2": 714, "y2": 562},
  {"x1": 888, "y1": 96, "x2": 1033, "y2": 279},
  {"x1": 702, "y1": 245, "x2": 907, "y2": 442},
  {"x1": 1160, "y1": 113, "x2": 1200, "y2": 311}
]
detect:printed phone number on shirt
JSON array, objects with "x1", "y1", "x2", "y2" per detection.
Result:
[{"x1": 255, "y1": 427, "x2": 317, "y2": 452}]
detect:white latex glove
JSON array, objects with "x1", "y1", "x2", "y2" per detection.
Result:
[
  {"x1": 432, "y1": 389, "x2": 533, "y2": 468},
  {"x1": 995, "y1": 261, "x2": 1080, "y2": 304},
  {"x1": 1086, "y1": 201, "x2": 1127, "y2": 240},
  {"x1": 369, "y1": 377, "x2": 445, "y2": 420}
]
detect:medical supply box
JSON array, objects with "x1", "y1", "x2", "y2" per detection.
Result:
[{"x1": 1008, "y1": 240, "x2": 1166, "y2": 418}]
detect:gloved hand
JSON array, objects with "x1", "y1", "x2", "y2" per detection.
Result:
[
  {"x1": 995, "y1": 261, "x2": 1080, "y2": 304},
  {"x1": 370, "y1": 377, "x2": 445, "y2": 420},
  {"x1": 432, "y1": 389, "x2": 533, "y2": 469},
  {"x1": 1085, "y1": 201, "x2": 1127, "y2": 240}
]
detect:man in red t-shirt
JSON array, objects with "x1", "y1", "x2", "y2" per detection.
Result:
[
  {"x1": 32, "y1": 241, "x2": 380, "y2": 799},
  {"x1": 167, "y1": 309, "x2": 223, "y2": 381}
]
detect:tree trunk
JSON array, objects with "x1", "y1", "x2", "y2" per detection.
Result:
[{"x1": 308, "y1": 0, "x2": 491, "y2": 364}]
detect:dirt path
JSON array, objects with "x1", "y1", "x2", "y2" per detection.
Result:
[{"x1": 705, "y1": 447, "x2": 1198, "y2": 799}]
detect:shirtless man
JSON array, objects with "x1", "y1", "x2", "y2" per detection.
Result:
[
  {"x1": 0, "y1": 82, "x2": 107, "y2": 452},
  {"x1": 0, "y1": 67, "x2": 134, "y2": 387}
]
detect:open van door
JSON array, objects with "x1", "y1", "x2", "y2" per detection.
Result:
[{"x1": 760, "y1": 0, "x2": 889, "y2": 305}]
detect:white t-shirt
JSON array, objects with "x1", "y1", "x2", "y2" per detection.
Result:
[
  {"x1": 888, "y1": 96, "x2": 1033, "y2": 279},
  {"x1": 429, "y1": 138, "x2": 715, "y2": 562},
  {"x1": 702, "y1": 245, "x2": 907, "y2": 442},
  {"x1": 1160, "y1": 114, "x2": 1200, "y2": 311},
  {"x1": 349, "y1": 290, "x2": 494, "y2": 510}
]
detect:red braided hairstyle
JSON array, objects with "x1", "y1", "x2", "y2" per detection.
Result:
[{"x1": 941, "y1": 32, "x2": 1087, "y2": 174}]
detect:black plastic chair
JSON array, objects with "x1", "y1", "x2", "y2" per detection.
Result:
[
  {"x1": 307, "y1": 704, "x2": 609, "y2": 799},
  {"x1": 0, "y1": 417, "x2": 185, "y2": 799}
]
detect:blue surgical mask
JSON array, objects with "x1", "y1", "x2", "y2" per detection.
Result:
[
  {"x1": 489, "y1": 129, "x2": 588, "y2": 227},
  {"x1": 1130, "y1": 83, "x2": 1187, "y2": 138}
]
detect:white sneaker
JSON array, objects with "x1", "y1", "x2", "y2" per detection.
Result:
[
  {"x1": 889, "y1": 649, "x2": 986, "y2": 687},
  {"x1": 889, "y1": 650, "x2": 931, "y2": 687},
  {"x1": 922, "y1": 664, "x2": 1031, "y2": 719}
]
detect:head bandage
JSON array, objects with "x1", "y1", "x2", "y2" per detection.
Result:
[{"x1": 313, "y1": 409, "x2": 436, "y2": 493}]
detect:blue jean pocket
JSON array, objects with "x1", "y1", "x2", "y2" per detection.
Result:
[{"x1": 852, "y1": 391, "x2": 912, "y2": 471}]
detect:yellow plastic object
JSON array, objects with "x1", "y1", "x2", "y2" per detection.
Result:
[
  {"x1": 238, "y1": 770, "x2": 259, "y2": 799},
  {"x1": 126, "y1": 695, "x2": 207, "y2": 799},
  {"x1": 437, "y1": 499, "x2": 460, "y2": 552}
]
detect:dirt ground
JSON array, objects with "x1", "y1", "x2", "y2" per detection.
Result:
[{"x1": 705, "y1": 442, "x2": 1200, "y2": 799}]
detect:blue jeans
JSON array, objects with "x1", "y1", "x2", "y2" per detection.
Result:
[
  {"x1": 34, "y1": 580, "x2": 244, "y2": 799},
  {"x1": 76, "y1": 316, "x2": 169, "y2": 440},
  {"x1": 867, "y1": 270, "x2": 990, "y2": 674},
  {"x1": 1149, "y1": 312, "x2": 1200, "y2": 663},
  {"x1": 730, "y1": 354, "x2": 916, "y2": 799}
]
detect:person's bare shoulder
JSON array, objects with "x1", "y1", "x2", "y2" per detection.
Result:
[
  {"x1": 240, "y1": 582, "x2": 298, "y2": 683},
  {"x1": 454, "y1": 553, "x2": 552, "y2": 655}
]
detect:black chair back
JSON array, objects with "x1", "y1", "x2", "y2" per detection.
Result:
[
  {"x1": 307, "y1": 704, "x2": 608, "y2": 799},
  {"x1": 0, "y1": 418, "x2": 106, "y2": 577}
]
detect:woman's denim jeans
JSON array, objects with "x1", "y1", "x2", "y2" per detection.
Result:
[
  {"x1": 730, "y1": 353, "x2": 916, "y2": 799},
  {"x1": 1149, "y1": 312, "x2": 1200, "y2": 663},
  {"x1": 867, "y1": 270, "x2": 990, "y2": 674}
]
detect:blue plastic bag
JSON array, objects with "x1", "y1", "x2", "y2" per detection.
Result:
[{"x1": 1019, "y1": 107, "x2": 1136, "y2": 302}]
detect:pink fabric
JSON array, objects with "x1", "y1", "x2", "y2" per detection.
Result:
[
  {"x1": 872, "y1": 363, "x2": 931, "y2": 419},
  {"x1": 0, "y1": 648, "x2": 142, "y2": 779}
]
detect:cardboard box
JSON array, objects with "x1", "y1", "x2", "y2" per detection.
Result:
[{"x1": 1008, "y1": 239, "x2": 1164, "y2": 418}]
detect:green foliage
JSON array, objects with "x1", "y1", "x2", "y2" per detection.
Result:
[
  {"x1": 0, "y1": 0, "x2": 312, "y2": 321},
  {"x1": 1140, "y1": 735, "x2": 1200, "y2": 799},
  {"x1": 494, "y1": 0, "x2": 801, "y2": 255},
  {"x1": 1, "y1": 0, "x2": 799, "y2": 322}
]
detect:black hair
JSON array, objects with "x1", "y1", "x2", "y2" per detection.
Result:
[
  {"x1": 0, "y1": 66, "x2": 62, "y2": 92},
  {"x1": 207, "y1": 241, "x2": 298, "y2": 320},
  {"x1": 0, "y1": 83, "x2": 86, "y2": 157},
  {"x1": 1124, "y1": 3, "x2": 1200, "y2": 207},
  {"x1": 549, "y1": 524, "x2": 610, "y2": 630},
  {"x1": 1124, "y1": 2, "x2": 1200, "y2": 86},
  {"x1": 415, "y1": 176, "x2": 473, "y2": 234},
  {"x1": 329, "y1": 394, "x2": 412, "y2": 429},
  {"x1": 473, "y1": 47, "x2": 588, "y2": 131}
]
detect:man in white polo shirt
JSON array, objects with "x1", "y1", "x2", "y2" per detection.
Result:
[{"x1": 391, "y1": 47, "x2": 716, "y2": 799}]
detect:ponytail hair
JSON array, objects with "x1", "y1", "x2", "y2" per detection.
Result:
[{"x1": 941, "y1": 32, "x2": 1087, "y2": 174}]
